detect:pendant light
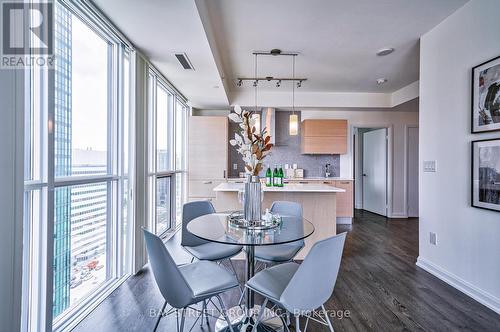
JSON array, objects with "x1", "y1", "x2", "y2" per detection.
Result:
[
  {"x1": 289, "y1": 55, "x2": 299, "y2": 135},
  {"x1": 253, "y1": 53, "x2": 261, "y2": 132}
]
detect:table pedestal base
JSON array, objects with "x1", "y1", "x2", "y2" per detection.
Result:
[{"x1": 215, "y1": 305, "x2": 285, "y2": 332}]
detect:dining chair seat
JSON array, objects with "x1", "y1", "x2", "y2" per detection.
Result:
[
  {"x1": 179, "y1": 260, "x2": 239, "y2": 299},
  {"x1": 183, "y1": 242, "x2": 242, "y2": 263},
  {"x1": 246, "y1": 262, "x2": 299, "y2": 302},
  {"x1": 253, "y1": 244, "x2": 303, "y2": 263}
]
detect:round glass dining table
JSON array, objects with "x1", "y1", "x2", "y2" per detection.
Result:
[{"x1": 187, "y1": 212, "x2": 315, "y2": 332}]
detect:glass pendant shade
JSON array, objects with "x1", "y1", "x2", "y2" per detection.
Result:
[{"x1": 289, "y1": 113, "x2": 298, "y2": 135}]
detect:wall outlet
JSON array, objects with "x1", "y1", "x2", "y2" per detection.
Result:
[
  {"x1": 423, "y1": 160, "x2": 437, "y2": 172},
  {"x1": 430, "y1": 232, "x2": 437, "y2": 245},
  {"x1": 233, "y1": 163, "x2": 238, "y2": 170}
]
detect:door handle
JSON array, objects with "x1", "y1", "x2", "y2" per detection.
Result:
[
  {"x1": 223, "y1": 170, "x2": 226, "y2": 179},
  {"x1": 202, "y1": 181, "x2": 213, "y2": 184}
]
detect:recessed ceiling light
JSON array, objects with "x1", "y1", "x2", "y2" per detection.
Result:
[
  {"x1": 376, "y1": 78, "x2": 388, "y2": 85},
  {"x1": 376, "y1": 48, "x2": 395, "y2": 56}
]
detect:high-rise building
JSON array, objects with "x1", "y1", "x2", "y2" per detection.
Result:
[
  {"x1": 53, "y1": 6, "x2": 108, "y2": 318},
  {"x1": 53, "y1": 4, "x2": 72, "y2": 318}
]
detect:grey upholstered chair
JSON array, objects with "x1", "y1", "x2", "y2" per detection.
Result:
[
  {"x1": 143, "y1": 229, "x2": 237, "y2": 332},
  {"x1": 182, "y1": 201, "x2": 243, "y2": 263},
  {"x1": 182, "y1": 201, "x2": 242, "y2": 281},
  {"x1": 246, "y1": 232, "x2": 347, "y2": 332},
  {"x1": 254, "y1": 201, "x2": 305, "y2": 264}
]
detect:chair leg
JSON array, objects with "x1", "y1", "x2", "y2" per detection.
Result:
[
  {"x1": 153, "y1": 300, "x2": 167, "y2": 332},
  {"x1": 238, "y1": 288, "x2": 245, "y2": 307},
  {"x1": 227, "y1": 258, "x2": 244, "y2": 294},
  {"x1": 322, "y1": 304, "x2": 334, "y2": 332},
  {"x1": 252, "y1": 298, "x2": 268, "y2": 332},
  {"x1": 200, "y1": 300, "x2": 206, "y2": 326},
  {"x1": 215, "y1": 295, "x2": 235, "y2": 332},
  {"x1": 179, "y1": 308, "x2": 186, "y2": 332},
  {"x1": 295, "y1": 315, "x2": 301, "y2": 332}
]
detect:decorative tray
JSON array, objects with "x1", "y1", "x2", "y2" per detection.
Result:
[{"x1": 227, "y1": 211, "x2": 282, "y2": 230}]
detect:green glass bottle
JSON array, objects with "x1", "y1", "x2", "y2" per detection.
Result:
[
  {"x1": 265, "y1": 165, "x2": 272, "y2": 187},
  {"x1": 278, "y1": 165, "x2": 284, "y2": 187},
  {"x1": 273, "y1": 164, "x2": 279, "y2": 187}
]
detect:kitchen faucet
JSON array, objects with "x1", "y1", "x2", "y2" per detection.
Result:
[{"x1": 325, "y1": 163, "x2": 331, "y2": 178}]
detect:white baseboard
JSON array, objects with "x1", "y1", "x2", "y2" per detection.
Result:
[
  {"x1": 389, "y1": 213, "x2": 408, "y2": 218},
  {"x1": 416, "y1": 257, "x2": 500, "y2": 315},
  {"x1": 336, "y1": 217, "x2": 352, "y2": 225}
]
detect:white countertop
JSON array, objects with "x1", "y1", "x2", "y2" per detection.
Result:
[{"x1": 214, "y1": 182, "x2": 346, "y2": 193}]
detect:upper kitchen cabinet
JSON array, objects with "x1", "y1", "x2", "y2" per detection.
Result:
[
  {"x1": 188, "y1": 116, "x2": 228, "y2": 180},
  {"x1": 300, "y1": 119, "x2": 348, "y2": 154}
]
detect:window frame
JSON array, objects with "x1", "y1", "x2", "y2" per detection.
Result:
[
  {"x1": 146, "y1": 69, "x2": 188, "y2": 236},
  {"x1": 21, "y1": 1, "x2": 135, "y2": 331}
]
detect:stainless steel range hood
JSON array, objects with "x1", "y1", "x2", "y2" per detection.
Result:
[{"x1": 261, "y1": 107, "x2": 275, "y2": 144}]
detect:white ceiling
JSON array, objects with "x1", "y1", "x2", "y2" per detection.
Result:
[
  {"x1": 203, "y1": 0, "x2": 467, "y2": 94},
  {"x1": 92, "y1": 0, "x2": 228, "y2": 109},
  {"x1": 93, "y1": 0, "x2": 467, "y2": 109}
]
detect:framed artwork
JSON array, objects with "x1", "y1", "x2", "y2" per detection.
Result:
[
  {"x1": 471, "y1": 55, "x2": 500, "y2": 133},
  {"x1": 472, "y1": 138, "x2": 500, "y2": 212}
]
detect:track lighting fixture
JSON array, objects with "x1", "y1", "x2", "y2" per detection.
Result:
[{"x1": 276, "y1": 80, "x2": 281, "y2": 87}]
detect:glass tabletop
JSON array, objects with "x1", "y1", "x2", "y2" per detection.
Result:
[{"x1": 186, "y1": 212, "x2": 315, "y2": 246}]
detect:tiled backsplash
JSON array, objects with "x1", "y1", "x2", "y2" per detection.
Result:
[{"x1": 228, "y1": 110, "x2": 340, "y2": 178}]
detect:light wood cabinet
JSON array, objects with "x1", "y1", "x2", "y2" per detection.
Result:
[
  {"x1": 188, "y1": 116, "x2": 228, "y2": 180},
  {"x1": 188, "y1": 116, "x2": 228, "y2": 202},
  {"x1": 334, "y1": 180, "x2": 353, "y2": 217},
  {"x1": 301, "y1": 119, "x2": 347, "y2": 154}
]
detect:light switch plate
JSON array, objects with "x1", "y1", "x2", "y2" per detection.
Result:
[{"x1": 423, "y1": 160, "x2": 437, "y2": 172}]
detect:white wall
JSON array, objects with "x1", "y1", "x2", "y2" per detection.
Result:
[
  {"x1": 0, "y1": 69, "x2": 24, "y2": 331},
  {"x1": 418, "y1": 0, "x2": 500, "y2": 314},
  {"x1": 302, "y1": 109, "x2": 418, "y2": 217}
]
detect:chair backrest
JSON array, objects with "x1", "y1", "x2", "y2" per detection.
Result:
[
  {"x1": 280, "y1": 232, "x2": 347, "y2": 312},
  {"x1": 271, "y1": 201, "x2": 304, "y2": 246},
  {"x1": 181, "y1": 200, "x2": 215, "y2": 247},
  {"x1": 143, "y1": 229, "x2": 193, "y2": 308},
  {"x1": 270, "y1": 201, "x2": 302, "y2": 218}
]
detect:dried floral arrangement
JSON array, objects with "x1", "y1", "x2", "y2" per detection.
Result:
[{"x1": 229, "y1": 105, "x2": 273, "y2": 176}]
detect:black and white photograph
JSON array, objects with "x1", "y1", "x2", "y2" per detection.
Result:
[
  {"x1": 472, "y1": 138, "x2": 500, "y2": 211},
  {"x1": 472, "y1": 55, "x2": 500, "y2": 133}
]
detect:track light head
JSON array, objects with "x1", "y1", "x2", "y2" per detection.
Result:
[
  {"x1": 253, "y1": 80, "x2": 258, "y2": 87},
  {"x1": 276, "y1": 80, "x2": 281, "y2": 87},
  {"x1": 297, "y1": 81, "x2": 302, "y2": 88},
  {"x1": 237, "y1": 79, "x2": 243, "y2": 87}
]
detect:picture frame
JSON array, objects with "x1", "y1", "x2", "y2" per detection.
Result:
[
  {"x1": 471, "y1": 55, "x2": 500, "y2": 133},
  {"x1": 471, "y1": 138, "x2": 500, "y2": 212}
]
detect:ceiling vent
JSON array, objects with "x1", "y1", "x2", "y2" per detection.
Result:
[{"x1": 175, "y1": 53, "x2": 194, "y2": 70}]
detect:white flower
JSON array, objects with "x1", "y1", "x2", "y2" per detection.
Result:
[
  {"x1": 228, "y1": 113, "x2": 242, "y2": 123},
  {"x1": 234, "y1": 105, "x2": 242, "y2": 115}
]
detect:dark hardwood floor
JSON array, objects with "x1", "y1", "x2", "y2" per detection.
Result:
[{"x1": 73, "y1": 210, "x2": 500, "y2": 331}]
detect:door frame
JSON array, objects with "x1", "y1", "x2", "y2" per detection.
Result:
[
  {"x1": 353, "y1": 124, "x2": 393, "y2": 217},
  {"x1": 405, "y1": 124, "x2": 419, "y2": 218}
]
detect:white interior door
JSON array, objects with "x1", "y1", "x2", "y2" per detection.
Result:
[
  {"x1": 363, "y1": 128, "x2": 387, "y2": 216},
  {"x1": 407, "y1": 127, "x2": 419, "y2": 217}
]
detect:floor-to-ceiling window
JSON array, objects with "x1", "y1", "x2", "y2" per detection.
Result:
[
  {"x1": 147, "y1": 70, "x2": 188, "y2": 235},
  {"x1": 22, "y1": 2, "x2": 133, "y2": 330}
]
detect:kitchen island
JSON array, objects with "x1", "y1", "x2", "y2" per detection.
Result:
[{"x1": 213, "y1": 182, "x2": 345, "y2": 259}]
